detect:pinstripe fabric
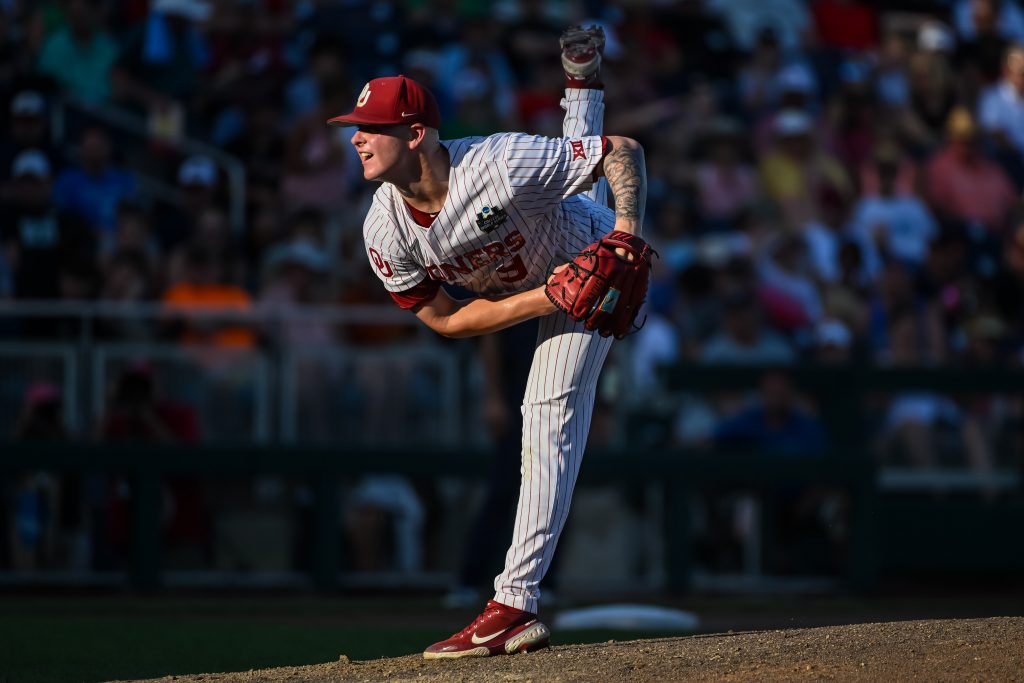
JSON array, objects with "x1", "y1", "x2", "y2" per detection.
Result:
[{"x1": 492, "y1": 89, "x2": 614, "y2": 613}]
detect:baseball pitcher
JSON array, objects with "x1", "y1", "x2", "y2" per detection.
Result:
[{"x1": 327, "y1": 26, "x2": 652, "y2": 658}]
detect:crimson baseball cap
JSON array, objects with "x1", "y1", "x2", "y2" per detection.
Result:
[{"x1": 327, "y1": 75, "x2": 441, "y2": 129}]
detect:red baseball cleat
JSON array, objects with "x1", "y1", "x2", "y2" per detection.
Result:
[
  {"x1": 561, "y1": 25, "x2": 606, "y2": 87},
  {"x1": 423, "y1": 600, "x2": 551, "y2": 659}
]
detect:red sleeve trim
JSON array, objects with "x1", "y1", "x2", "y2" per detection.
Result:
[
  {"x1": 389, "y1": 279, "x2": 441, "y2": 310},
  {"x1": 564, "y1": 78, "x2": 605, "y2": 90}
]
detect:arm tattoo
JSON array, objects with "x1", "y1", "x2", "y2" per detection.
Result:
[{"x1": 603, "y1": 140, "x2": 647, "y2": 224}]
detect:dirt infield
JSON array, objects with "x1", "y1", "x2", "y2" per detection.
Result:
[{"x1": 117, "y1": 617, "x2": 1022, "y2": 683}]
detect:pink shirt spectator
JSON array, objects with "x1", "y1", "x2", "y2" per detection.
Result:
[
  {"x1": 695, "y1": 163, "x2": 758, "y2": 222},
  {"x1": 925, "y1": 146, "x2": 1017, "y2": 231}
]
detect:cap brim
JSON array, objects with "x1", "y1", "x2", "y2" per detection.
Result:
[{"x1": 327, "y1": 111, "x2": 403, "y2": 127}]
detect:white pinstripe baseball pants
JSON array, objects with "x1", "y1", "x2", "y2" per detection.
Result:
[{"x1": 493, "y1": 88, "x2": 614, "y2": 614}]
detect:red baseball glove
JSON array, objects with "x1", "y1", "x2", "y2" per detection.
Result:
[{"x1": 544, "y1": 230, "x2": 655, "y2": 339}]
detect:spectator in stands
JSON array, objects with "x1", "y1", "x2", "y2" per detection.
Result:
[
  {"x1": 15, "y1": 381, "x2": 68, "y2": 441},
  {"x1": 848, "y1": 146, "x2": 938, "y2": 275},
  {"x1": 53, "y1": 126, "x2": 136, "y2": 235},
  {"x1": 258, "y1": 237, "x2": 336, "y2": 434},
  {"x1": 36, "y1": 0, "x2": 119, "y2": 104},
  {"x1": 157, "y1": 155, "x2": 219, "y2": 250},
  {"x1": 434, "y1": 18, "x2": 518, "y2": 137},
  {"x1": 98, "y1": 250, "x2": 157, "y2": 340},
  {"x1": 98, "y1": 363, "x2": 210, "y2": 565},
  {"x1": 758, "y1": 232, "x2": 824, "y2": 330},
  {"x1": 161, "y1": 243, "x2": 256, "y2": 348},
  {"x1": 802, "y1": 192, "x2": 856, "y2": 286},
  {"x1": 225, "y1": 100, "x2": 285, "y2": 206},
  {"x1": 203, "y1": 0, "x2": 288, "y2": 147},
  {"x1": 868, "y1": 261, "x2": 946, "y2": 362},
  {"x1": 706, "y1": 0, "x2": 812, "y2": 54},
  {"x1": 876, "y1": 311, "x2": 996, "y2": 482},
  {"x1": 904, "y1": 33, "x2": 958, "y2": 150},
  {"x1": 283, "y1": 81, "x2": 356, "y2": 213},
  {"x1": 499, "y1": 0, "x2": 562, "y2": 87},
  {"x1": 242, "y1": 203, "x2": 284, "y2": 285},
  {"x1": 258, "y1": 239, "x2": 333, "y2": 348},
  {"x1": 0, "y1": 150, "x2": 94, "y2": 300},
  {"x1": 875, "y1": 32, "x2": 911, "y2": 109},
  {"x1": 713, "y1": 371, "x2": 840, "y2": 574},
  {"x1": 99, "y1": 201, "x2": 161, "y2": 278},
  {"x1": 925, "y1": 107, "x2": 1017, "y2": 234},
  {"x1": 955, "y1": 0, "x2": 1020, "y2": 87},
  {"x1": 167, "y1": 206, "x2": 243, "y2": 288},
  {"x1": 701, "y1": 291, "x2": 795, "y2": 365},
  {"x1": 825, "y1": 59, "x2": 879, "y2": 173},
  {"x1": 345, "y1": 476, "x2": 425, "y2": 573},
  {"x1": 0, "y1": 91, "x2": 58, "y2": 192},
  {"x1": 8, "y1": 382, "x2": 67, "y2": 571},
  {"x1": 628, "y1": 287, "x2": 680, "y2": 394},
  {"x1": 714, "y1": 370, "x2": 827, "y2": 456},
  {"x1": 100, "y1": 363, "x2": 199, "y2": 443},
  {"x1": 664, "y1": 260, "x2": 718, "y2": 351},
  {"x1": 111, "y1": 0, "x2": 211, "y2": 132},
  {"x1": 978, "y1": 44, "x2": 1024, "y2": 156},
  {"x1": 692, "y1": 118, "x2": 758, "y2": 233},
  {"x1": 759, "y1": 109, "x2": 852, "y2": 228},
  {"x1": 749, "y1": 62, "x2": 819, "y2": 153},
  {"x1": 738, "y1": 28, "x2": 785, "y2": 116},
  {"x1": 285, "y1": 37, "x2": 349, "y2": 125},
  {"x1": 955, "y1": 0, "x2": 1024, "y2": 44}
]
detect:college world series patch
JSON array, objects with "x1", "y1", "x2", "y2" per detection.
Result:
[{"x1": 475, "y1": 205, "x2": 509, "y2": 233}]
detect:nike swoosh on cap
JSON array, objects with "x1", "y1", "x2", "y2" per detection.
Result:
[
  {"x1": 470, "y1": 627, "x2": 508, "y2": 645},
  {"x1": 401, "y1": 112, "x2": 416, "y2": 117}
]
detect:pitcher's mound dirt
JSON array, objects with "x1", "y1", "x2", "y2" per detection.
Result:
[{"x1": 116, "y1": 616, "x2": 1023, "y2": 682}]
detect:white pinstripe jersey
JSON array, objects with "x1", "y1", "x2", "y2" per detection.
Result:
[{"x1": 362, "y1": 132, "x2": 614, "y2": 297}]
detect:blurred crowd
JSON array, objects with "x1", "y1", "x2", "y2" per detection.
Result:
[
  {"x1": 0, "y1": 0, "x2": 1020, "y2": 360},
  {"x1": 3, "y1": 0, "x2": 1024, "y2": 576}
]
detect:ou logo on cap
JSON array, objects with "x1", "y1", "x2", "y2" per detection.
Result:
[{"x1": 356, "y1": 83, "x2": 371, "y2": 108}]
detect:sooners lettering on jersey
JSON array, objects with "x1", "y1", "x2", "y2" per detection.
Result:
[
  {"x1": 421, "y1": 230, "x2": 527, "y2": 283},
  {"x1": 362, "y1": 93, "x2": 611, "y2": 304}
]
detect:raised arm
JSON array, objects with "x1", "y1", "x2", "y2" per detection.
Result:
[{"x1": 596, "y1": 135, "x2": 647, "y2": 235}]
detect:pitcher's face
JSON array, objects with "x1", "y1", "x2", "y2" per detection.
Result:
[{"x1": 351, "y1": 124, "x2": 413, "y2": 182}]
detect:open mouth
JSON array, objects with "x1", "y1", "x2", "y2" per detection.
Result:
[{"x1": 359, "y1": 152, "x2": 373, "y2": 162}]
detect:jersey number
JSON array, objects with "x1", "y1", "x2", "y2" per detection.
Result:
[{"x1": 496, "y1": 254, "x2": 527, "y2": 285}]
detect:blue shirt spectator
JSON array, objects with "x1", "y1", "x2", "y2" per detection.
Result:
[
  {"x1": 53, "y1": 127, "x2": 135, "y2": 235},
  {"x1": 714, "y1": 372, "x2": 827, "y2": 456}
]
